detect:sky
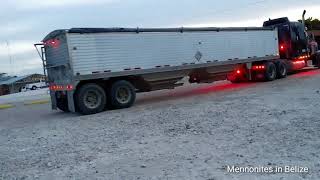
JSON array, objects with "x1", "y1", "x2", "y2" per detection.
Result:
[{"x1": 0, "y1": 0, "x2": 319, "y2": 76}]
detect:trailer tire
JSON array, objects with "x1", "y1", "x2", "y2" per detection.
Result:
[
  {"x1": 109, "y1": 80, "x2": 136, "y2": 109},
  {"x1": 31, "y1": 86, "x2": 37, "y2": 90},
  {"x1": 264, "y1": 62, "x2": 277, "y2": 81},
  {"x1": 276, "y1": 61, "x2": 287, "y2": 79},
  {"x1": 75, "y1": 83, "x2": 107, "y2": 115}
]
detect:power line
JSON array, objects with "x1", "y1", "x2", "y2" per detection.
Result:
[
  {"x1": 5, "y1": 40, "x2": 15, "y2": 93},
  {"x1": 5, "y1": 40, "x2": 14, "y2": 76}
]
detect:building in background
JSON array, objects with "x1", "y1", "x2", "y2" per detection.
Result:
[{"x1": 0, "y1": 74, "x2": 46, "y2": 96}]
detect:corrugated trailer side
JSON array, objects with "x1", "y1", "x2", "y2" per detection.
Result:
[{"x1": 67, "y1": 28, "x2": 279, "y2": 76}]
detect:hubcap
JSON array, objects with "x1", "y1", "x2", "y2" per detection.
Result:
[
  {"x1": 116, "y1": 87, "x2": 131, "y2": 104},
  {"x1": 280, "y1": 65, "x2": 286, "y2": 76},
  {"x1": 268, "y1": 67, "x2": 276, "y2": 79},
  {"x1": 84, "y1": 90, "x2": 101, "y2": 109}
]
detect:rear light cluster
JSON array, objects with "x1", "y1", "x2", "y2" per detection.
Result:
[
  {"x1": 44, "y1": 39, "x2": 60, "y2": 48},
  {"x1": 50, "y1": 84, "x2": 74, "y2": 91},
  {"x1": 295, "y1": 55, "x2": 309, "y2": 60},
  {"x1": 253, "y1": 65, "x2": 265, "y2": 70}
]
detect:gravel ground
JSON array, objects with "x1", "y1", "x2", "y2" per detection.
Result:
[{"x1": 1, "y1": 69, "x2": 320, "y2": 180}]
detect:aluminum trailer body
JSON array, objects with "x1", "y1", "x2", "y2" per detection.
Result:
[{"x1": 39, "y1": 27, "x2": 280, "y2": 114}]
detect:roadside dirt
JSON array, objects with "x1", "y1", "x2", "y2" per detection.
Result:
[{"x1": 1, "y1": 69, "x2": 320, "y2": 180}]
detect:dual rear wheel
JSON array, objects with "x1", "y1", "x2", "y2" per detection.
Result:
[
  {"x1": 75, "y1": 80, "x2": 136, "y2": 115},
  {"x1": 276, "y1": 61, "x2": 288, "y2": 79},
  {"x1": 265, "y1": 61, "x2": 287, "y2": 81},
  {"x1": 264, "y1": 62, "x2": 277, "y2": 81},
  {"x1": 229, "y1": 61, "x2": 288, "y2": 83}
]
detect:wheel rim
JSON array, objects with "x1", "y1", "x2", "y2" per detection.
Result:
[
  {"x1": 116, "y1": 87, "x2": 131, "y2": 104},
  {"x1": 268, "y1": 66, "x2": 276, "y2": 79},
  {"x1": 280, "y1": 65, "x2": 286, "y2": 76},
  {"x1": 84, "y1": 90, "x2": 101, "y2": 109}
]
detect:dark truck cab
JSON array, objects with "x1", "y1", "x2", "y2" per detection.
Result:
[{"x1": 263, "y1": 17, "x2": 308, "y2": 60}]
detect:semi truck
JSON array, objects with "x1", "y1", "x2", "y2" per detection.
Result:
[{"x1": 35, "y1": 14, "x2": 320, "y2": 115}]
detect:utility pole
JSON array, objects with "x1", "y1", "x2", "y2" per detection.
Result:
[{"x1": 5, "y1": 40, "x2": 15, "y2": 93}]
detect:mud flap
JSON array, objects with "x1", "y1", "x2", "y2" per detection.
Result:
[
  {"x1": 67, "y1": 90, "x2": 76, "y2": 112},
  {"x1": 316, "y1": 53, "x2": 320, "y2": 68},
  {"x1": 50, "y1": 91, "x2": 57, "y2": 110},
  {"x1": 311, "y1": 52, "x2": 320, "y2": 68}
]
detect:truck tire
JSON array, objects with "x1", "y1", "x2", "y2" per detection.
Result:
[
  {"x1": 31, "y1": 86, "x2": 37, "y2": 90},
  {"x1": 276, "y1": 61, "x2": 287, "y2": 79},
  {"x1": 75, "y1": 83, "x2": 107, "y2": 115},
  {"x1": 264, "y1": 62, "x2": 277, "y2": 81},
  {"x1": 109, "y1": 80, "x2": 136, "y2": 109}
]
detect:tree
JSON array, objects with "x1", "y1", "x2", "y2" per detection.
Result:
[{"x1": 299, "y1": 17, "x2": 320, "y2": 30}]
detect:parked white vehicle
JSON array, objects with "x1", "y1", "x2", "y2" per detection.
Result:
[{"x1": 24, "y1": 81, "x2": 47, "y2": 91}]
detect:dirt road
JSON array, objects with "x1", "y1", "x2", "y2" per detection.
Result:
[{"x1": 1, "y1": 69, "x2": 320, "y2": 180}]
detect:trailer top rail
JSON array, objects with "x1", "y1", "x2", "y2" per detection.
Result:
[{"x1": 43, "y1": 27, "x2": 275, "y2": 41}]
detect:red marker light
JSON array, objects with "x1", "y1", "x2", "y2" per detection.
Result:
[
  {"x1": 49, "y1": 84, "x2": 74, "y2": 91},
  {"x1": 253, "y1": 65, "x2": 266, "y2": 70},
  {"x1": 236, "y1": 70, "x2": 241, "y2": 74},
  {"x1": 280, "y1": 44, "x2": 285, "y2": 51},
  {"x1": 66, "y1": 85, "x2": 74, "y2": 90},
  {"x1": 44, "y1": 39, "x2": 60, "y2": 48}
]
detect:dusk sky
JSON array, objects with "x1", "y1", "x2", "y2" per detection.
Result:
[{"x1": 0, "y1": 0, "x2": 319, "y2": 76}]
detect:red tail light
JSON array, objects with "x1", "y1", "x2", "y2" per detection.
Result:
[
  {"x1": 66, "y1": 85, "x2": 74, "y2": 90},
  {"x1": 280, "y1": 44, "x2": 285, "y2": 51},
  {"x1": 50, "y1": 84, "x2": 74, "y2": 91},
  {"x1": 296, "y1": 55, "x2": 308, "y2": 60},
  {"x1": 44, "y1": 39, "x2": 60, "y2": 48},
  {"x1": 253, "y1": 65, "x2": 265, "y2": 70}
]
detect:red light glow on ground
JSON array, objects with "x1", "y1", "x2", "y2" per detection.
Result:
[
  {"x1": 136, "y1": 69, "x2": 320, "y2": 106},
  {"x1": 136, "y1": 81, "x2": 254, "y2": 105},
  {"x1": 291, "y1": 69, "x2": 320, "y2": 78}
]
